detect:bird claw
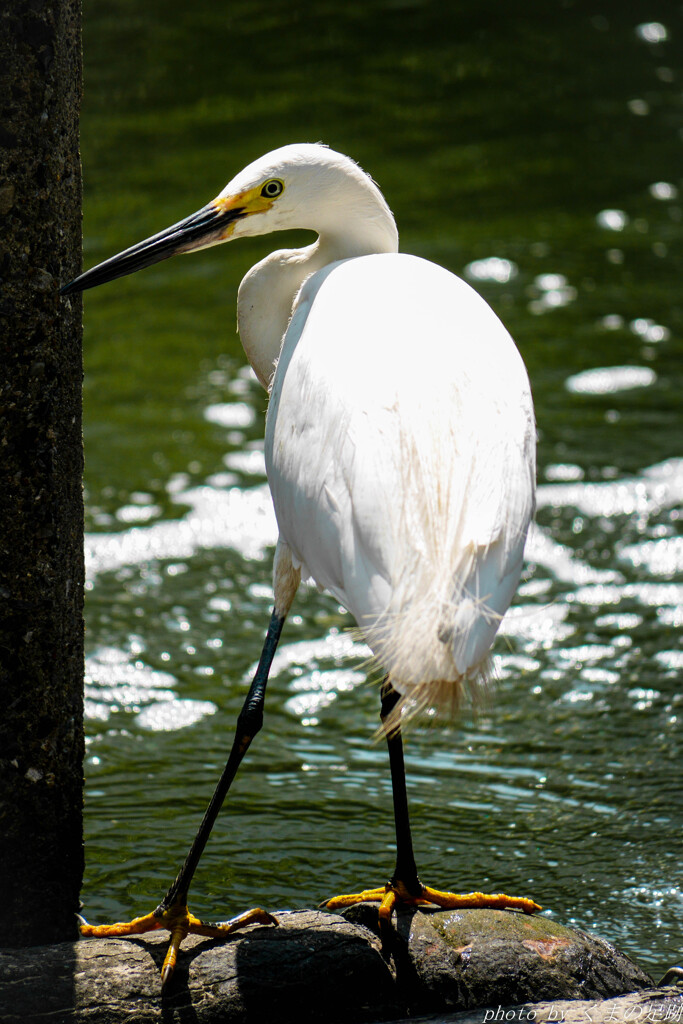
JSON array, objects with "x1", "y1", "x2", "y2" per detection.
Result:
[
  {"x1": 321, "y1": 886, "x2": 389, "y2": 911},
  {"x1": 79, "y1": 902, "x2": 278, "y2": 991},
  {"x1": 322, "y1": 881, "x2": 541, "y2": 918}
]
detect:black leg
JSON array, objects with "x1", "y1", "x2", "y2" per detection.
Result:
[
  {"x1": 78, "y1": 604, "x2": 292, "y2": 994},
  {"x1": 380, "y1": 678, "x2": 422, "y2": 897},
  {"x1": 322, "y1": 677, "x2": 541, "y2": 928},
  {"x1": 158, "y1": 608, "x2": 286, "y2": 913}
]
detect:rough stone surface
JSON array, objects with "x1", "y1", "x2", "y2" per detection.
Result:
[{"x1": 0, "y1": 908, "x2": 658, "y2": 1023}]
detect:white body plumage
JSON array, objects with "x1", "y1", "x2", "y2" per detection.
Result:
[{"x1": 265, "y1": 250, "x2": 535, "y2": 704}]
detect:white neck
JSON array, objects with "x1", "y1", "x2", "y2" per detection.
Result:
[{"x1": 236, "y1": 192, "x2": 398, "y2": 389}]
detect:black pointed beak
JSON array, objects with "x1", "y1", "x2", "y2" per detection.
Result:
[{"x1": 60, "y1": 201, "x2": 247, "y2": 296}]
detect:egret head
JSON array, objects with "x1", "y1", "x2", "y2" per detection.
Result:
[
  {"x1": 60, "y1": 143, "x2": 396, "y2": 295},
  {"x1": 216, "y1": 143, "x2": 394, "y2": 239}
]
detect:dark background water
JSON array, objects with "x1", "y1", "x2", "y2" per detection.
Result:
[{"x1": 79, "y1": 0, "x2": 682, "y2": 977}]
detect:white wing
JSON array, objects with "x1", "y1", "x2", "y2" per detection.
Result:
[{"x1": 266, "y1": 253, "x2": 535, "y2": 697}]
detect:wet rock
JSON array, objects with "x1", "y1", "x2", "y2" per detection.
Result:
[
  {"x1": 0, "y1": 907, "x2": 656, "y2": 1023},
  {"x1": 344, "y1": 905, "x2": 653, "y2": 1014}
]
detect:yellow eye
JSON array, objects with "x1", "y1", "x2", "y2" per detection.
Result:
[{"x1": 261, "y1": 179, "x2": 284, "y2": 199}]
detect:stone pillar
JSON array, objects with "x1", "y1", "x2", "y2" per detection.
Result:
[{"x1": 0, "y1": 0, "x2": 84, "y2": 944}]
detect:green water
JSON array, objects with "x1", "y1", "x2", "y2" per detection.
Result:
[{"x1": 80, "y1": 0, "x2": 682, "y2": 978}]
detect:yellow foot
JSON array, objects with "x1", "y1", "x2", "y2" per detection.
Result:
[
  {"x1": 80, "y1": 903, "x2": 277, "y2": 990},
  {"x1": 322, "y1": 879, "x2": 541, "y2": 929}
]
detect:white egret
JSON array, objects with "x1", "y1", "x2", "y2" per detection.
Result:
[{"x1": 62, "y1": 143, "x2": 539, "y2": 989}]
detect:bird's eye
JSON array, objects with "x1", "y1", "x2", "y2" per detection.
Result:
[{"x1": 261, "y1": 179, "x2": 284, "y2": 199}]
